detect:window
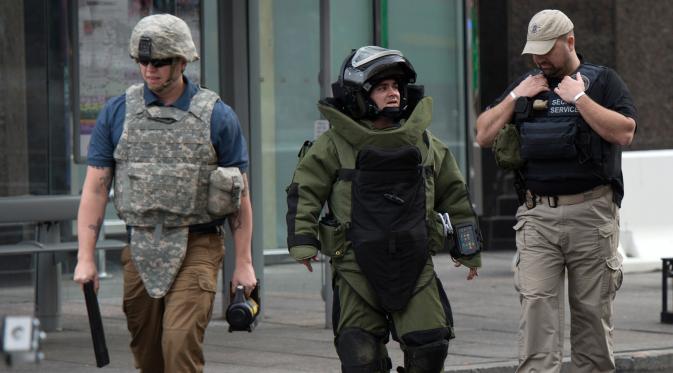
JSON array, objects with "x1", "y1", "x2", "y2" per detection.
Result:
[
  {"x1": 248, "y1": 0, "x2": 371, "y2": 251},
  {"x1": 387, "y1": 0, "x2": 467, "y2": 172}
]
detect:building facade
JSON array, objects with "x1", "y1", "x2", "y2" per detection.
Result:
[
  {"x1": 477, "y1": 0, "x2": 673, "y2": 250},
  {"x1": 0, "y1": 0, "x2": 475, "y2": 291}
]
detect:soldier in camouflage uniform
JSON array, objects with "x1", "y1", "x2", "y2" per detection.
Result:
[
  {"x1": 73, "y1": 14, "x2": 256, "y2": 373},
  {"x1": 286, "y1": 46, "x2": 482, "y2": 373}
]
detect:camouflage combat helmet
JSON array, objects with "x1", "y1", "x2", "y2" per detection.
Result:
[{"x1": 129, "y1": 14, "x2": 199, "y2": 62}]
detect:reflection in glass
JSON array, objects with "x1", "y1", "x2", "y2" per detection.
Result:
[{"x1": 388, "y1": 0, "x2": 467, "y2": 173}]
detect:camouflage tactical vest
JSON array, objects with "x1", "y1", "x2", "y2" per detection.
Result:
[
  {"x1": 113, "y1": 84, "x2": 218, "y2": 226},
  {"x1": 113, "y1": 83, "x2": 218, "y2": 297}
]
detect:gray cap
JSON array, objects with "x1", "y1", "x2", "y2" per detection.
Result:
[
  {"x1": 521, "y1": 9, "x2": 574, "y2": 55},
  {"x1": 129, "y1": 14, "x2": 199, "y2": 62}
]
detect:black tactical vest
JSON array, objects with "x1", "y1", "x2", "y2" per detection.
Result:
[{"x1": 516, "y1": 63, "x2": 622, "y2": 198}]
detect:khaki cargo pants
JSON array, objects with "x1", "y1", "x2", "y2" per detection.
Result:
[
  {"x1": 121, "y1": 232, "x2": 224, "y2": 373},
  {"x1": 513, "y1": 187, "x2": 623, "y2": 373}
]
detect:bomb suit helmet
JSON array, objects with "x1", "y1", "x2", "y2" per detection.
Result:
[
  {"x1": 129, "y1": 14, "x2": 199, "y2": 63},
  {"x1": 331, "y1": 46, "x2": 418, "y2": 120}
]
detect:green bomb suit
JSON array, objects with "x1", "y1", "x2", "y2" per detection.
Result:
[{"x1": 286, "y1": 97, "x2": 481, "y2": 371}]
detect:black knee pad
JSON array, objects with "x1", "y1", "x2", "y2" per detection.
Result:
[
  {"x1": 400, "y1": 330, "x2": 450, "y2": 373},
  {"x1": 336, "y1": 328, "x2": 391, "y2": 373}
]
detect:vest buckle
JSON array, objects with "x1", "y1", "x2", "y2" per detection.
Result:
[{"x1": 548, "y1": 196, "x2": 559, "y2": 208}]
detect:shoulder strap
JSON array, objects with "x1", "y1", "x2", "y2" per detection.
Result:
[
  {"x1": 125, "y1": 84, "x2": 145, "y2": 115},
  {"x1": 189, "y1": 87, "x2": 220, "y2": 124},
  {"x1": 121, "y1": 84, "x2": 146, "y2": 133},
  {"x1": 577, "y1": 63, "x2": 605, "y2": 94}
]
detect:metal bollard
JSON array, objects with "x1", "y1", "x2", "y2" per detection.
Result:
[
  {"x1": 321, "y1": 253, "x2": 332, "y2": 330},
  {"x1": 35, "y1": 223, "x2": 62, "y2": 332},
  {"x1": 662, "y1": 257, "x2": 673, "y2": 324},
  {"x1": 97, "y1": 250, "x2": 110, "y2": 279}
]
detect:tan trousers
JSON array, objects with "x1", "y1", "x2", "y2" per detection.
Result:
[
  {"x1": 513, "y1": 189, "x2": 623, "y2": 373},
  {"x1": 121, "y1": 232, "x2": 224, "y2": 373}
]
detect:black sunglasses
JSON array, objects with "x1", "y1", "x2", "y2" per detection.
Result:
[{"x1": 137, "y1": 58, "x2": 174, "y2": 68}]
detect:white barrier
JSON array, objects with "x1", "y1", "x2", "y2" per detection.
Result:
[{"x1": 619, "y1": 149, "x2": 673, "y2": 272}]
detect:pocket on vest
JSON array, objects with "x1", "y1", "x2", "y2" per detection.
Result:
[
  {"x1": 520, "y1": 121, "x2": 577, "y2": 160},
  {"x1": 128, "y1": 163, "x2": 200, "y2": 215},
  {"x1": 493, "y1": 123, "x2": 524, "y2": 170},
  {"x1": 318, "y1": 216, "x2": 348, "y2": 258},
  {"x1": 207, "y1": 167, "x2": 243, "y2": 217}
]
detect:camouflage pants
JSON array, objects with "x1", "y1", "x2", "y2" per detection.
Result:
[{"x1": 121, "y1": 231, "x2": 224, "y2": 373}]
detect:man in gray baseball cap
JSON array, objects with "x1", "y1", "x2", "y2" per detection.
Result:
[{"x1": 476, "y1": 8, "x2": 637, "y2": 373}]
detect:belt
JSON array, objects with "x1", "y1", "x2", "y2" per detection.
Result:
[
  {"x1": 126, "y1": 223, "x2": 221, "y2": 241},
  {"x1": 525, "y1": 184, "x2": 611, "y2": 208},
  {"x1": 188, "y1": 224, "x2": 221, "y2": 234}
]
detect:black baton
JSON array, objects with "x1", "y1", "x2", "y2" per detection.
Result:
[{"x1": 83, "y1": 281, "x2": 110, "y2": 367}]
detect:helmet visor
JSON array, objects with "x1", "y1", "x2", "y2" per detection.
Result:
[{"x1": 351, "y1": 46, "x2": 403, "y2": 69}]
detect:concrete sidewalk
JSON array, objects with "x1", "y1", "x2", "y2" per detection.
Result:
[{"x1": 1, "y1": 251, "x2": 672, "y2": 372}]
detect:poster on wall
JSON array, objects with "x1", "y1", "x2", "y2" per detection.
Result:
[{"x1": 76, "y1": 0, "x2": 201, "y2": 162}]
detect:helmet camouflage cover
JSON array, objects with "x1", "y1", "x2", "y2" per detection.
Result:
[{"x1": 129, "y1": 14, "x2": 199, "y2": 62}]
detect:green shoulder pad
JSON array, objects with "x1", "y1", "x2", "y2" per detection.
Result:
[{"x1": 492, "y1": 123, "x2": 524, "y2": 171}]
